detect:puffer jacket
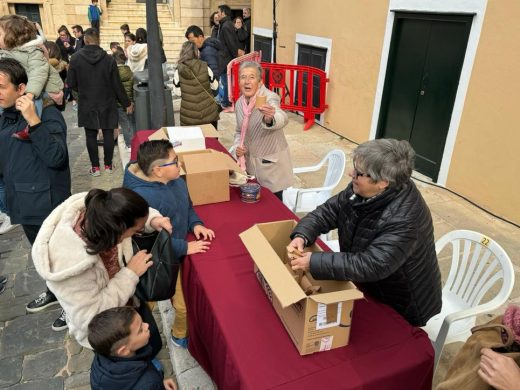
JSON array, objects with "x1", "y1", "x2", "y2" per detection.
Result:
[
  {"x1": 291, "y1": 180, "x2": 442, "y2": 327},
  {"x1": 176, "y1": 59, "x2": 219, "y2": 126},
  {"x1": 200, "y1": 37, "x2": 223, "y2": 76},
  {"x1": 117, "y1": 64, "x2": 134, "y2": 105}
]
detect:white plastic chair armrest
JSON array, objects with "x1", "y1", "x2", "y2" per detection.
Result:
[
  {"x1": 293, "y1": 161, "x2": 325, "y2": 174},
  {"x1": 292, "y1": 184, "x2": 336, "y2": 195},
  {"x1": 443, "y1": 301, "x2": 505, "y2": 326}
]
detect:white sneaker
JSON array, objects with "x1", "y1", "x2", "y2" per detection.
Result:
[
  {"x1": 0, "y1": 212, "x2": 6, "y2": 224},
  {"x1": 0, "y1": 216, "x2": 20, "y2": 234}
]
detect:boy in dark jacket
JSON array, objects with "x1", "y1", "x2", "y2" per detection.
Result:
[
  {"x1": 89, "y1": 306, "x2": 177, "y2": 390},
  {"x1": 185, "y1": 25, "x2": 223, "y2": 78},
  {"x1": 123, "y1": 140, "x2": 215, "y2": 349}
]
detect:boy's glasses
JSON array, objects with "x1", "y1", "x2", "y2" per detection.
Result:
[{"x1": 159, "y1": 157, "x2": 178, "y2": 167}]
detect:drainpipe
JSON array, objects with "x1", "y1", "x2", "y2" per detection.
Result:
[{"x1": 273, "y1": 0, "x2": 277, "y2": 63}]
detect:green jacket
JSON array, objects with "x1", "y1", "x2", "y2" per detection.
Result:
[
  {"x1": 117, "y1": 64, "x2": 133, "y2": 105},
  {"x1": 177, "y1": 59, "x2": 219, "y2": 126}
]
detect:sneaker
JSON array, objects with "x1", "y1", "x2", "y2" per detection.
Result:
[
  {"x1": 104, "y1": 165, "x2": 113, "y2": 174},
  {"x1": 89, "y1": 166, "x2": 101, "y2": 177},
  {"x1": 171, "y1": 335, "x2": 189, "y2": 349},
  {"x1": 0, "y1": 283, "x2": 5, "y2": 295},
  {"x1": 222, "y1": 106, "x2": 234, "y2": 113},
  {"x1": 0, "y1": 212, "x2": 6, "y2": 224},
  {"x1": 0, "y1": 216, "x2": 20, "y2": 234},
  {"x1": 52, "y1": 309, "x2": 68, "y2": 331},
  {"x1": 0, "y1": 275, "x2": 7, "y2": 285},
  {"x1": 26, "y1": 291, "x2": 59, "y2": 313}
]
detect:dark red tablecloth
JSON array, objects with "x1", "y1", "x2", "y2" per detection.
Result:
[{"x1": 130, "y1": 130, "x2": 434, "y2": 390}]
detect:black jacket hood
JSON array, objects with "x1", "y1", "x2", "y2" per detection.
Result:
[{"x1": 77, "y1": 44, "x2": 107, "y2": 65}]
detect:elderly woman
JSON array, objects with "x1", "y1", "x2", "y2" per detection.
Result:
[
  {"x1": 289, "y1": 139, "x2": 442, "y2": 327},
  {"x1": 234, "y1": 61, "x2": 293, "y2": 199}
]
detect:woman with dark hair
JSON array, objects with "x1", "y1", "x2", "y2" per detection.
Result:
[
  {"x1": 234, "y1": 17, "x2": 248, "y2": 52},
  {"x1": 127, "y1": 28, "x2": 148, "y2": 72},
  {"x1": 210, "y1": 11, "x2": 220, "y2": 38},
  {"x1": 172, "y1": 41, "x2": 219, "y2": 128},
  {"x1": 55, "y1": 25, "x2": 75, "y2": 63},
  {"x1": 32, "y1": 188, "x2": 172, "y2": 351}
]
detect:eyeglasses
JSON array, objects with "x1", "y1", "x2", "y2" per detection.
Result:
[
  {"x1": 159, "y1": 157, "x2": 178, "y2": 168},
  {"x1": 352, "y1": 163, "x2": 371, "y2": 179}
]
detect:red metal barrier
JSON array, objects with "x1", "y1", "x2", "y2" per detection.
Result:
[{"x1": 227, "y1": 52, "x2": 329, "y2": 130}]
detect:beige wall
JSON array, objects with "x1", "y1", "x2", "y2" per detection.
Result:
[
  {"x1": 447, "y1": 0, "x2": 520, "y2": 224},
  {"x1": 252, "y1": 0, "x2": 388, "y2": 143}
]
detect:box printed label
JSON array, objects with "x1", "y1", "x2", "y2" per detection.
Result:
[
  {"x1": 316, "y1": 302, "x2": 342, "y2": 330},
  {"x1": 319, "y1": 335, "x2": 334, "y2": 351}
]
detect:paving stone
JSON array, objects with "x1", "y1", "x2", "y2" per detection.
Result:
[
  {"x1": 0, "y1": 355, "x2": 23, "y2": 387},
  {"x1": 13, "y1": 269, "x2": 47, "y2": 298},
  {"x1": 0, "y1": 309, "x2": 66, "y2": 358},
  {"x1": 22, "y1": 348, "x2": 67, "y2": 381},
  {"x1": 68, "y1": 347, "x2": 94, "y2": 373},
  {"x1": 64, "y1": 371, "x2": 90, "y2": 389},
  {"x1": 0, "y1": 296, "x2": 28, "y2": 321},
  {"x1": 8, "y1": 377, "x2": 64, "y2": 390},
  {"x1": 0, "y1": 253, "x2": 29, "y2": 274},
  {"x1": 67, "y1": 337, "x2": 83, "y2": 356}
]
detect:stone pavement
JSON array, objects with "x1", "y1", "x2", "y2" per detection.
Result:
[{"x1": 1, "y1": 100, "x2": 520, "y2": 389}]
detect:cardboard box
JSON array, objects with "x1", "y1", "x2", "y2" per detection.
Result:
[
  {"x1": 239, "y1": 220, "x2": 363, "y2": 355},
  {"x1": 148, "y1": 124, "x2": 220, "y2": 143},
  {"x1": 179, "y1": 149, "x2": 244, "y2": 206}
]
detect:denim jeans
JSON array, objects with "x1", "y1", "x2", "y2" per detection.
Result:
[
  {"x1": 117, "y1": 107, "x2": 136, "y2": 147},
  {"x1": 219, "y1": 74, "x2": 231, "y2": 107},
  {"x1": 0, "y1": 176, "x2": 7, "y2": 214}
]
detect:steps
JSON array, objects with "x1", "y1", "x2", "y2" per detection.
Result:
[{"x1": 99, "y1": 0, "x2": 183, "y2": 62}]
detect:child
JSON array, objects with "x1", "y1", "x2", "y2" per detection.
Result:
[
  {"x1": 113, "y1": 48, "x2": 136, "y2": 149},
  {"x1": 123, "y1": 140, "x2": 215, "y2": 348},
  {"x1": 110, "y1": 41, "x2": 120, "y2": 54},
  {"x1": 88, "y1": 0, "x2": 103, "y2": 31},
  {"x1": 88, "y1": 307, "x2": 177, "y2": 390},
  {"x1": 0, "y1": 15, "x2": 64, "y2": 127}
]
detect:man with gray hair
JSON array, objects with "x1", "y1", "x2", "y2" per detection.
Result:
[{"x1": 289, "y1": 139, "x2": 442, "y2": 327}]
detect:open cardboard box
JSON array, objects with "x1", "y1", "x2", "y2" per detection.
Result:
[
  {"x1": 240, "y1": 220, "x2": 363, "y2": 355},
  {"x1": 148, "y1": 124, "x2": 220, "y2": 153}
]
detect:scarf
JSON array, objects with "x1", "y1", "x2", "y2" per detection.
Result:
[{"x1": 238, "y1": 94, "x2": 257, "y2": 171}]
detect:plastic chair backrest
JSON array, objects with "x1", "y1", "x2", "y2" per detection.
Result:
[
  {"x1": 312, "y1": 149, "x2": 346, "y2": 206},
  {"x1": 436, "y1": 230, "x2": 514, "y2": 311}
]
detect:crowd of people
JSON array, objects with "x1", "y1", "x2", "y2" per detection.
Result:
[{"x1": 1, "y1": 3, "x2": 517, "y2": 390}]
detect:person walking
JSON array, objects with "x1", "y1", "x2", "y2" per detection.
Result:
[
  {"x1": 67, "y1": 28, "x2": 132, "y2": 176},
  {"x1": 88, "y1": 0, "x2": 103, "y2": 32}
]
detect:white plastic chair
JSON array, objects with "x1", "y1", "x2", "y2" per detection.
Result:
[
  {"x1": 283, "y1": 149, "x2": 346, "y2": 213},
  {"x1": 422, "y1": 230, "x2": 515, "y2": 370}
]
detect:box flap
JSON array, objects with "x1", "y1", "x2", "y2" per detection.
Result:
[
  {"x1": 240, "y1": 224, "x2": 306, "y2": 308},
  {"x1": 167, "y1": 126, "x2": 204, "y2": 141},
  {"x1": 309, "y1": 287, "x2": 364, "y2": 305},
  {"x1": 212, "y1": 151, "x2": 245, "y2": 174},
  {"x1": 198, "y1": 124, "x2": 220, "y2": 138},
  {"x1": 148, "y1": 128, "x2": 168, "y2": 141},
  {"x1": 183, "y1": 153, "x2": 228, "y2": 175}
]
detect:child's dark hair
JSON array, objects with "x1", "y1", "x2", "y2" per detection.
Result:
[
  {"x1": 120, "y1": 23, "x2": 130, "y2": 32},
  {"x1": 137, "y1": 140, "x2": 174, "y2": 176},
  {"x1": 88, "y1": 307, "x2": 136, "y2": 357},
  {"x1": 0, "y1": 15, "x2": 37, "y2": 49},
  {"x1": 125, "y1": 32, "x2": 136, "y2": 42},
  {"x1": 113, "y1": 47, "x2": 127, "y2": 64},
  {"x1": 135, "y1": 28, "x2": 147, "y2": 44},
  {"x1": 110, "y1": 41, "x2": 120, "y2": 50},
  {"x1": 81, "y1": 188, "x2": 149, "y2": 255},
  {"x1": 44, "y1": 41, "x2": 62, "y2": 61}
]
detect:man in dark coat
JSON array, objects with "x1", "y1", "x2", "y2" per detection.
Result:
[
  {"x1": 242, "y1": 7, "x2": 251, "y2": 53},
  {"x1": 0, "y1": 57, "x2": 71, "y2": 330},
  {"x1": 67, "y1": 28, "x2": 132, "y2": 176},
  {"x1": 216, "y1": 4, "x2": 244, "y2": 109},
  {"x1": 185, "y1": 25, "x2": 223, "y2": 78},
  {"x1": 289, "y1": 139, "x2": 442, "y2": 327},
  {"x1": 72, "y1": 25, "x2": 85, "y2": 53}
]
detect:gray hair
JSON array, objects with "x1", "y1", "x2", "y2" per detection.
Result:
[
  {"x1": 353, "y1": 139, "x2": 415, "y2": 189},
  {"x1": 239, "y1": 61, "x2": 262, "y2": 80},
  {"x1": 177, "y1": 41, "x2": 198, "y2": 64}
]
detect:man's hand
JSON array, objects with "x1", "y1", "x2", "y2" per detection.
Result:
[
  {"x1": 290, "y1": 251, "x2": 311, "y2": 272},
  {"x1": 163, "y1": 378, "x2": 177, "y2": 390},
  {"x1": 126, "y1": 102, "x2": 134, "y2": 114},
  {"x1": 236, "y1": 145, "x2": 247, "y2": 157},
  {"x1": 288, "y1": 237, "x2": 305, "y2": 253},
  {"x1": 258, "y1": 104, "x2": 275, "y2": 124},
  {"x1": 150, "y1": 216, "x2": 173, "y2": 234},
  {"x1": 193, "y1": 225, "x2": 215, "y2": 241},
  {"x1": 15, "y1": 95, "x2": 40, "y2": 127},
  {"x1": 478, "y1": 348, "x2": 520, "y2": 390},
  {"x1": 187, "y1": 240, "x2": 211, "y2": 255}
]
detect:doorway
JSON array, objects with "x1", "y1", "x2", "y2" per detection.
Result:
[
  {"x1": 15, "y1": 4, "x2": 42, "y2": 25},
  {"x1": 376, "y1": 12, "x2": 472, "y2": 181},
  {"x1": 296, "y1": 44, "x2": 327, "y2": 121}
]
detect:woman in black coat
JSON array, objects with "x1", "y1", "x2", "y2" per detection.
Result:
[
  {"x1": 234, "y1": 17, "x2": 248, "y2": 52},
  {"x1": 55, "y1": 25, "x2": 75, "y2": 102}
]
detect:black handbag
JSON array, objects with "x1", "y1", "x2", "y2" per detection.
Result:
[{"x1": 127, "y1": 229, "x2": 179, "y2": 301}]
